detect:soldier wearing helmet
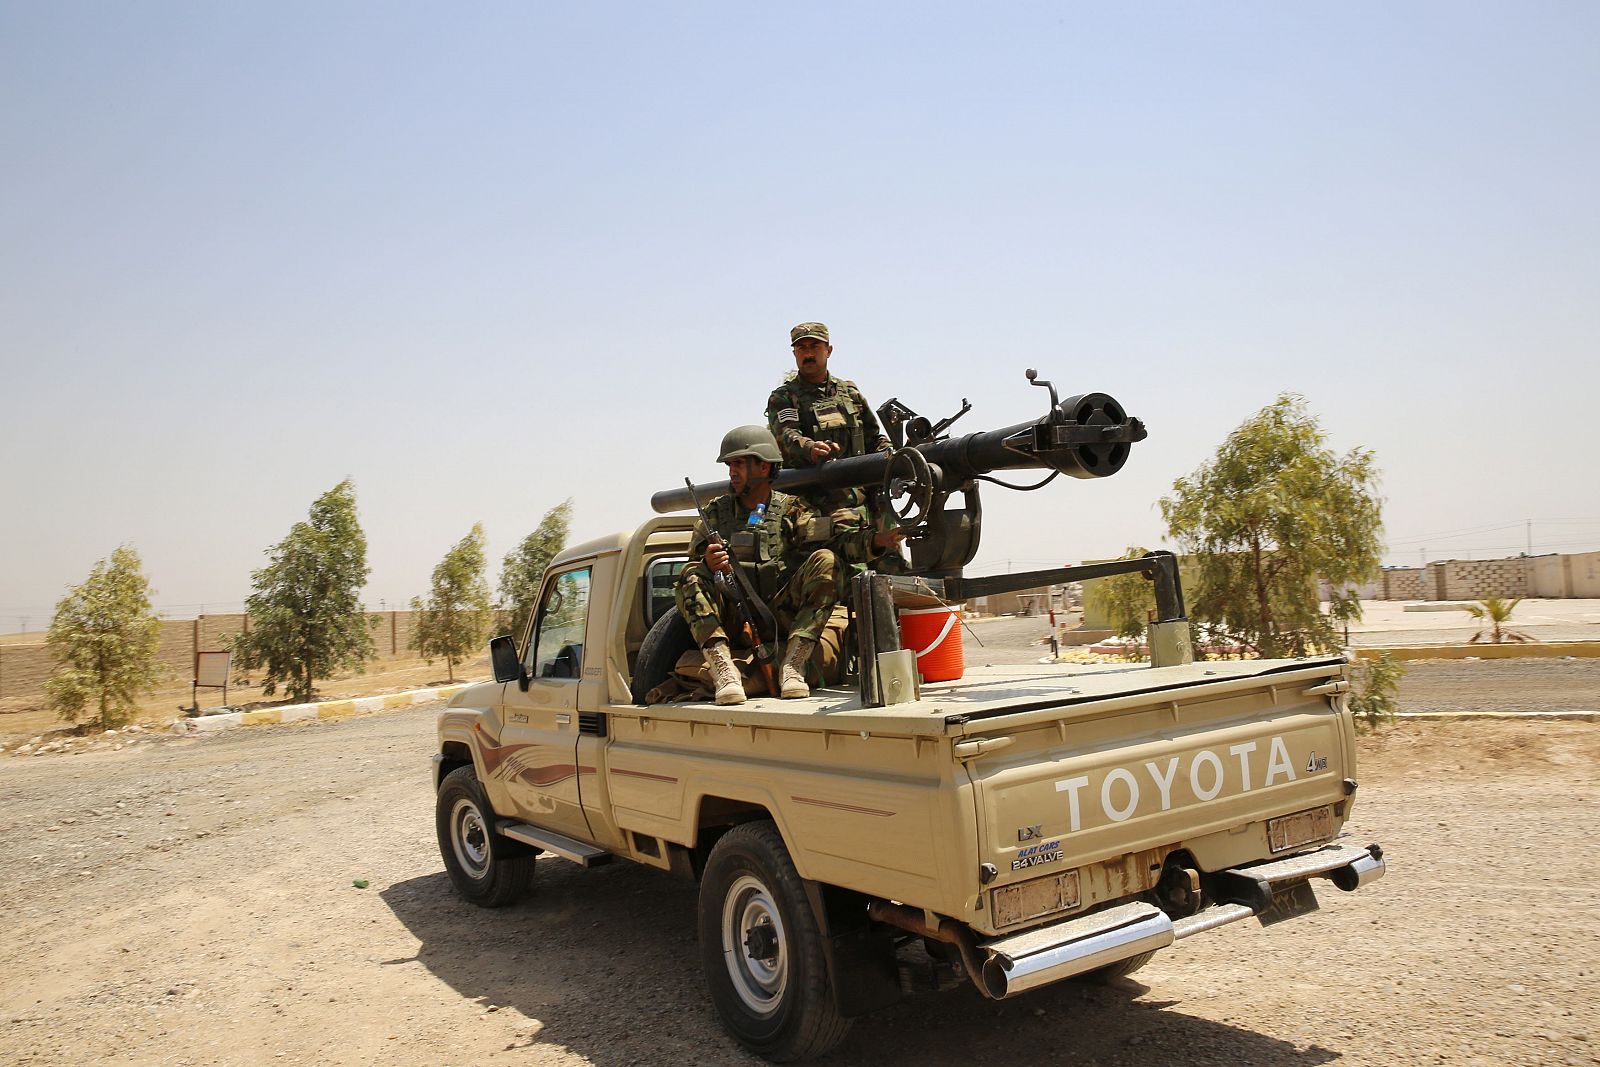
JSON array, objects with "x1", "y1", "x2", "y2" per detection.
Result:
[{"x1": 675, "y1": 425, "x2": 899, "y2": 705}]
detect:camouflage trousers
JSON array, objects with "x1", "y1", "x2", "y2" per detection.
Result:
[{"x1": 675, "y1": 549, "x2": 840, "y2": 648}]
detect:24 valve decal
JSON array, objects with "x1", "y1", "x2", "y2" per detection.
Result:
[
  {"x1": 1051, "y1": 735, "x2": 1323, "y2": 833},
  {"x1": 1012, "y1": 838, "x2": 1065, "y2": 871}
]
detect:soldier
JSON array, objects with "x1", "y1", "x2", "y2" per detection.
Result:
[
  {"x1": 765, "y1": 321, "x2": 894, "y2": 516},
  {"x1": 766, "y1": 321, "x2": 908, "y2": 572},
  {"x1": 676, "y1": 425, "x2": 900, "y2": 706}
]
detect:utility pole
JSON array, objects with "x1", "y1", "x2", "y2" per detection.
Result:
[{"x1": 1526, "y1": 519, "x2": 1532, "y2": 556}]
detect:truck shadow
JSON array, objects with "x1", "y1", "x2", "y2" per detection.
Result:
[{"x1": 381, "y1": 861, "x2": 1339, "y2": 1067}]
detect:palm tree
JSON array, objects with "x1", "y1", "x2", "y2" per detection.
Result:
[{"x1": 1465, "y1": 597, "x2": 1533, "y2": 644}]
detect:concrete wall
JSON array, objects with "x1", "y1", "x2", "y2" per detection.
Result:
[
  {"x1": 1319, "y1": 579, "x2": 1379, "y2": 602},
  {"x1": 1381, "y1": 568, "x2": 1423, "y2": 599},
  {"x1": 0, "y1": 610, "x2": 424, "y2": 700},
  {"x1": 1569, "y1": 551, "x2": 1600, "y2": 598},
  {"x1": 1433, "y1": 558, "x2": 1529, "y2": 600}
]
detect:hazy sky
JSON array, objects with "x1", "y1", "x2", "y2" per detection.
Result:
[{"x1": 3, "y1": 3, "x2": 1597, "y2": 629}]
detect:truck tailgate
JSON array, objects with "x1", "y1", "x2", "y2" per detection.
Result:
[{"x1": 952, "y1": 657, "x2": 1354, "y2": 901}]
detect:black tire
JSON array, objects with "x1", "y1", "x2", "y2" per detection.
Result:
[
  {"x1": 435, "y1": 765, "x2": 535, "y2": 907},
  {"x1": 1087, "y1": 950, "x2": 1155, "y2": 982},
  {"x1": 698, "y1": 821, "x2": 851, "y2": 1062},
  {"x1": 631, "y1": 606, "x2": 695, "y2": 704}
]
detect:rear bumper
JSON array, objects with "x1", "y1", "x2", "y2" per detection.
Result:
[{"x1": 976, "y1": 842, "x2": 1385, "y2": 998}]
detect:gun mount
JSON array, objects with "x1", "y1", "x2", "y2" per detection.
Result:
[
  {"x1": 651, "y1": 371, "x2": 1148, "y2": 579},
  {"x1": 651, "y1": 371, "x2": 1191, "y2": 704}
]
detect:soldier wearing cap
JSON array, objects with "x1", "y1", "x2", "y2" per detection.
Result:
[
  {"x1": 676, "y1": 424, "x2": 899, "y2": 705},
  {"x1": 765, "y1": 321, "x2": 894, "y2": 512}
]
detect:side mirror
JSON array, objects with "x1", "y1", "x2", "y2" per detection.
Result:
[{"x1": 489, "y1": 635, "x2": 522, "y2": 684}]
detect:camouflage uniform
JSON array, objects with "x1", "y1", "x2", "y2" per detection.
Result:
[
  {"x1": 675, "y1": 489, "x2": 880, "y2": 648},
  {"x1": 765, "y1": 371, "x2": 892, "y2": 514}
]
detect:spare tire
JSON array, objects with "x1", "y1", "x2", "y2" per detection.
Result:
[{"x1": 631, "y1": 606, "x2": 695, "y2": 704}]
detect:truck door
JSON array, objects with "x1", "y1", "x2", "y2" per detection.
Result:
[{"x1": 492, "y1": 564, "x2": 595, "y2": 842}]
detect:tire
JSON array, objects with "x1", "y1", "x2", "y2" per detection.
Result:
[
  {"x1": 631, "y1": 606, "x2": 695, "y2": 704},
  {"x1": 435, "y1": 765, "x2": 535, "y2": 907},
  {"x1": 698, "y1": 821, "x2": 851, "y2": 1062},
  {"x1": 1087, "y1": 950, "x2": 1155, "y2": 982}
]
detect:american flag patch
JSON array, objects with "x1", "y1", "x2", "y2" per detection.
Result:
[{"x1": 776, "y1": 407, "x2": 800, "y2": 424}]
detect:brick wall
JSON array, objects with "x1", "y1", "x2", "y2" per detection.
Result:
[
  {"x1": 0, "y1": 644, "x2": 53, "y2": 700},
  {"x1": 198, "y1": 613, "x2": 249, "y2": 652},
  {"x1": 1437, "y1": 558, "x2": 1529, "y2": 600},
  {"x1": 0, "y1": 610, "x2": 424, "y2": 700},
  {"x1": 1381, "y1": 569, "x2": 1423, "y2": 599},
  {"x1": 155, "y1": 619, "x2": 196, "y2": 677}
]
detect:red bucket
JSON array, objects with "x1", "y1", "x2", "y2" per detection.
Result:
[{"x1": 899, "y1": 605, "x2": 964, "y2": 682}]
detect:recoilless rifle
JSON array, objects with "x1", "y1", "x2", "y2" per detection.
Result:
[{"x1": 654, "y1": 371, "x2": 1192, "y2": 702}]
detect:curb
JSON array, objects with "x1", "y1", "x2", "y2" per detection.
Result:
[
  {"x1": 1392, "y1": 709, "x2": 1598, "y2": 722},
  {"x1": 170, "y1": 684, "x2": 473, "y2": 736},
  {"x1": 1354, "y1": 641, "x2": 1600, "y2": 661}
]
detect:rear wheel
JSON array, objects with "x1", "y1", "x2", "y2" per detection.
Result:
[
  {"x1": 436, "y1": 765, "x2": 535, "y2": 907},
  {"x1": 698, "y1": 821, "x2": 850, "y2": 1061},
  {"x1": 1086, "y1": 950, "x2": 1155, "y2": 982}
]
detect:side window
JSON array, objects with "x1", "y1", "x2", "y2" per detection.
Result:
[
  {"x1": 645, "y1": 556, "x2": 688, "y2": 627},
  {"x1": 527, "y1": 566, "x2": 592, "y2": 680}
]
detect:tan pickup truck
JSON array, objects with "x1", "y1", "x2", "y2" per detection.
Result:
[{"x1": 432, "y1": 515, "x2": 1386, "y2": 1062}]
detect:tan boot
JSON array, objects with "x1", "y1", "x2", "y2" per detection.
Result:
[
  {"x1": 779, "y1": 637, "x2": 815, "y2": 699},
  {"x1": 704, "y1": 641, "x2": 746, "y2": 706}
]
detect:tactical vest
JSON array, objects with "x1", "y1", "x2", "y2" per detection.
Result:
[
  {"x1": 710, "y1": 492, "x2": 796, "y2": 602},
  {"x1": 793, "y1": 381, "x2": 867, "y2": 460}
]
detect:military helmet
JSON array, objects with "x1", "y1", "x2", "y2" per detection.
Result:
[{"x1": 717, "y1": 425, "x2": 782, "y2": 466}]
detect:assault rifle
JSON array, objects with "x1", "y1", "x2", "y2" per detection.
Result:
[{"x1": 684, "y1": 479, "x2": 782, "y2": 698}]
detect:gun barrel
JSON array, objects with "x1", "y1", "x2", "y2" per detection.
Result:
[{"x1": 651, "y1": 391, "x2": 1144, "y2": 514}]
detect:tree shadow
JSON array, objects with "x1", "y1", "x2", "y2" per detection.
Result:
[{"x1": 381, "y1": 861, "x2": 1342, "y2": 1067}]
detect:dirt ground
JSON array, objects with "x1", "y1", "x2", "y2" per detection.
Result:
[{"x1": 1, "y1": 659, "x2": 1596, "y2": 1066}]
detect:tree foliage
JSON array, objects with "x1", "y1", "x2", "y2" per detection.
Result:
[
  {"x1": 1349, "y1": 651, "x2": 1405, "y2": 733},
  {"x1": 1085, "y1": 546, "x2": 1157, "y2": 656},
  {"x1": 233, "y1": 480, "x2": 375, "y2": 702},
  {"x1": 1160, "y1": 394, "x2": 1383, "y2": 658},
  {"x1": 1465, "y1": 597, "x2": 1532, "y2": 644},
  {"x1": 412, "y1": 522, "x2": 493, "y2": 683},
  {"x1": 44, "y1": 546, "x2": 165, "y2": 729},
  {"x1": 498, "y1": 499, "x2": 572, "y2": 642}
]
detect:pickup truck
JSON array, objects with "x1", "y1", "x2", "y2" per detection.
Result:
[{"x1": 432, "y1": 515, "x2": 1385, "y2": 1062}]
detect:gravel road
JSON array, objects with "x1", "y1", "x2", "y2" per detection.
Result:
[{"x1": 1, "y1": 665, "x2": 1596, "y2": 1066}]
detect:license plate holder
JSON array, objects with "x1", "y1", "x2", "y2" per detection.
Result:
[
  {"x1": 1257, "y1": 880, "x2": 1320, "y2": 927},
  {"x1": 1267, "y1": 805, "x2": 1335, "y2": 854}
]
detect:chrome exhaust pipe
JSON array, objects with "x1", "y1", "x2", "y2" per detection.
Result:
[
  {"x1": 1330, "y1": 846, "x2": 1385, "y2": 891},
  {"x1": 978, "y1": 901, "x2": 1175, "y2": 999}
]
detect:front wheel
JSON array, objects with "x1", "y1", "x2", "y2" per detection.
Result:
[
  {"x1": 436, "y1": 765, "x2": 535, "y2": 907},
  {"x1": 698, "y1": 822, "x2": 850, "y2": 1062}
]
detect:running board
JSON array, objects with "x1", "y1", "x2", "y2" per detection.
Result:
[{"x1": 497, "y1": 820, "x2": 612, "y2": 867}]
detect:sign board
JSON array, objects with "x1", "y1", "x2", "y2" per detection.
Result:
[{"x1": 195, "y1": 651, "x2": 231, "y2": 689}]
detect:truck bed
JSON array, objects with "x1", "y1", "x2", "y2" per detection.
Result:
[{"x1": 612, "y1": 655, "x2": 1348, "y2": 737}]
